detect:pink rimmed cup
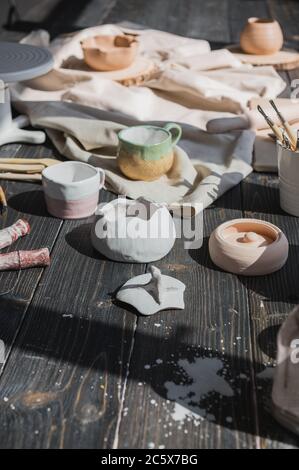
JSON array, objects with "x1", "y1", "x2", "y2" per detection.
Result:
[{"x1": 42, "y1": 161, "x2": 105, "y2": 219}]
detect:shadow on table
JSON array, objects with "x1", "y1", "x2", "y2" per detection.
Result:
[
  {"x1": 0, "y1": 295, "x2": 298, "y2": 447},
  {"x1": 8, "y1": 190, "x2": 50, "y2": 217},
  {"x1": 190, "y1": 234, "x2": 299, "y2": 304},
  {"x1": 215, "y1": 177, "x2": 283, "y2": 216},
  {"x1": 65, "y1": 223, "x2": 108, "y2": 261}
]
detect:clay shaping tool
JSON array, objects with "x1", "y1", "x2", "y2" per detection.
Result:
[
  {"x1": 0, "y1": 185, "x2": 7, "y2": 215},
  {"x1": 257, "y1": 105, "x2": 284, "y2": 143},
  {"x1": 0, "y1": 163, "x2": 45, "y2": 173},
  {"x1": 0, "y1": 173, "x2": 42, "y2": 182},
  {"x1": 269, "y1": 100, "x2": 297, "y2": 151},
  {"x1": 0, "y1": 157, "x2": 60, "y2": 167}
]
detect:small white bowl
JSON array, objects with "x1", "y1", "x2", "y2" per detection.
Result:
[{"x1": 42, "y1": 161, "x2": 105, "y2": 219}]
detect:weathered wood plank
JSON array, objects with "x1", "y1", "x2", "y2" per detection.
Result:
[
  {"x1": 117, "y1": 186, "x2": 258, "y2": 449},
  {"x1": 106, "y1": 0, "x2": 230, "y2": 43},
  {"x1": 242, "y1": 172, "x2": 299, "y2": 449},
  {"x1": 0, "y1": 190, "x2": 144, "y2": 449},
  {"x1": 267, "y1": 0, "x2": 299, "y2": 49}
]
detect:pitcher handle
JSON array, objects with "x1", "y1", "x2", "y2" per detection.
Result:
[
  {"x1": 164, "y1": 123, "x2": 182, "y2": 146},
  {"x1": 97, "y1": 168, "x2": 105, "y2": 188}
]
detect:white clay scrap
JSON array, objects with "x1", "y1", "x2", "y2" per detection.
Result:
[{"x1": 116, "y1": 266, "x2": 185, "y2": 315}]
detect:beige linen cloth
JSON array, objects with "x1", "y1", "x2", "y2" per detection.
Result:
[{"x1": 10, "y1": 24, "x2": 287, "y2": 209}]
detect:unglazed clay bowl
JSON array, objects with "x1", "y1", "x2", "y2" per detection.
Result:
[
  {"x1": 80, "y1": 34, "x2": 138, "y2": 71},
  {"x1": 209, "y1": 218, "x2": 288, "y2": 276},
  {"x1": 240, "y1": 18, "x2": 283, "y2": 55},
  {"x1": 42, "y1": 161, "x2": 105, "y2": 219}
]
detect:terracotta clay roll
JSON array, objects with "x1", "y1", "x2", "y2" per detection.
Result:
[
  {"x1": 0, "y1": 219, "x2": 30, "y2": 250},
  {"x1": 0, "y1": 248, "x2": 50, "y2": 271}
]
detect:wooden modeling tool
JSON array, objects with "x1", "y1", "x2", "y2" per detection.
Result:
[
  {"x1": 0, "y1": 157, "x2": 60, "y2": 168},
  {"x1": 0, "y1": 173, "x2": 42, "y2": 182},
  {"x1": 269, "y1": 100, "x2": 297, "y2": 151},
  {"x1": 0, "y1": 185, "x2": 7, "y2": 215},
  {"x1": 0, "y1": 158, "x2": 59, "y2": 182},
  {"x1": 257, "y1": 105, "x2": 284, "y2": 143},
  {"x1": 0, "y1": 163, "x2": 45, "y2": 173}
]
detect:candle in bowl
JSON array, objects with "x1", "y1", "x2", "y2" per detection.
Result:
[{"x1": 209, "y1": 218, "x2": 288, "y2": 276}]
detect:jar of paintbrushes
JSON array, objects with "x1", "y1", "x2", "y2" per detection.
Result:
[{"x1": 258, "y1": 101, "x2": 299, "y2": 216}]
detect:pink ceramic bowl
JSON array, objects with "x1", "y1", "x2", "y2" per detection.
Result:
[
  {"x1": 209, "y1": 218, "x2": 288, "y2": 276},
  {"x1": 42, "y1": 161, "x2": 105, "y2": 219}
]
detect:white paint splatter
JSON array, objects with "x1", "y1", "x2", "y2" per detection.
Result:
[{"x1": 165, "y1": 357, "x2": 234, "y2": 423}]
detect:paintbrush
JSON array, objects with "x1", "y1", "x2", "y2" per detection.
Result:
[
  {"x1": 257, "y1": 105, "x2": 284, "y2": 143},
  {"x1": 0, "y1": 185, "x2": 7, "y2": 215},
  {"x1": 269, "y1": 100, "x2": 297, "y2": 151},
  {"x1": 282, "y1": 131, "x2": 291, "y2": 150}
]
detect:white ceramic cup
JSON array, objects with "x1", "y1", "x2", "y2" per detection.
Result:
[
  {"x1": 42, "y1": 161, "x2": 105, "y2": 219},
  {"x1": 277, "y1": 142, "x2": 299, "y2": 217}
]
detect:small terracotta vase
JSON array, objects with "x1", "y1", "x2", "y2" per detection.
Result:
[
  {"x1": 240, "y1": 18, "x2": 283, "y2": 55},
  {"x1": 81, "y1": 34, "x2": 138, "y2": 71},
  {"x1": 209, "y1": 218, "x2": 288, "y2": 276}
]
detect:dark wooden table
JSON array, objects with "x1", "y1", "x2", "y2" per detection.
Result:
[{"x1": 0, "y1": 0, "x2": 299, "y2": 449}]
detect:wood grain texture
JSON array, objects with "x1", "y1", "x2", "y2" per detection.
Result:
[
  {"x1": 0, "y1": 0, "x2": 299, "y2": 449},
  {"x1": 117, "y1": 187, "x2": 258, "y2": 449},
  {"x1": 106, "y1": 0, "x2": 230, "y2": 44},
  {"x1": 0, "y1": 190, "x2": 145, "y2": 449},
  {"x1": 241, "y1": 172, "x2": 299, "y2": 449}
]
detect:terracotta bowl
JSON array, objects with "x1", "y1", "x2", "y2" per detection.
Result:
[
  {"x1": 209, "y1": 218, "x2": 288, "y2": 276},
  {"x1": 240, "y1": 17, "x2": 283, "y2": 55},
  {"x1": 80, "y1": 34, "x2": 138, "y2": 71}
]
